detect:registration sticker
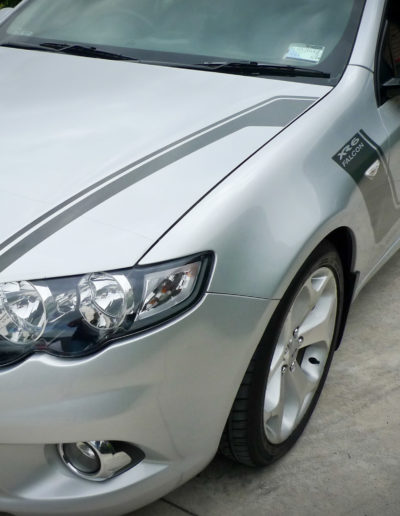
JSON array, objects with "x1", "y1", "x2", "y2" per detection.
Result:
[{"x1": 284, "y1": 43, "x2": 325, "y2": 64}]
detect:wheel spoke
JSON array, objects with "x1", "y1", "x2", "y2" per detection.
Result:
[
  {"x1": 306, "y1": 272, "x2": 332, "y2": 307},
  {"x1": 269, "y1": 350, "x2": 284, "y2": 378},
  {"x1": 279, "y1": 310, "x2": 295, "y2": 343},
  {"x1": 290, "y1": 286, "x2": 311, "y2": 331},
  {"x1": 288, "y1": 366, "x2": 316, "y2": 406},
  {"x1": 264, "y1": 367, "x2": 287, "y2": 442},
  {"x1": 264, "y1": 363, "x2": 283, "y2": 414},
  {"x1": 283, "y1": 366, "x2": 317, "y2": 433},
  {"x1": 273, "y1": 374, "x2": 288, "y2": 442},
  {"x1": 291, "y1": 272, "x2": 330, "y2": 327},
  {"x1": 298, "y1": 289, "x2": 336, "y2": 350}
]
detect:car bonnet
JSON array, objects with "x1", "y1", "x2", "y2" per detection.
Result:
[{"x1": 0, "y1": 47, "x2": 331, "y2": 281}]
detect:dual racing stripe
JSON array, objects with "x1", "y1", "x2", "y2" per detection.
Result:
[
  {"x1": 0, "y1": 95, "x2": 317, "y2": 273},
  {"x1": 333, "y1": 130, "x2": 400, "y2": 243}
]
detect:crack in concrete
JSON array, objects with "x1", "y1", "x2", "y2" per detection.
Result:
[{"x1": 162, "y1": 498, "x2": 199, "y2": 516}]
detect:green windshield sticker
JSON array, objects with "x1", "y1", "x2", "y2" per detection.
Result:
[{"x1": 284, "y1": 43, "x2": 325, "y2": 64}]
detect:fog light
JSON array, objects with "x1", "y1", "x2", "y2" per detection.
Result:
[
  {"x1": 58, "y1": 440, "x2": 145, "y2": 481},
  {"x1": 62, "y1": 442, "x2": 101, "y2": 475}
]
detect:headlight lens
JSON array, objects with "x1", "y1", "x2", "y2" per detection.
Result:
[
  {"x1": 0, "y1": 281, "x2": 49, "y2": 344},
  {"x1": 137, "y1": 262, "x2": 200, "y2": 321},
  {"x1": 78, "y1": 272, "x2": 134, "y2": 330},
  {"x1": 0, "y1": 252, "x2": 213, "y2": 367}
]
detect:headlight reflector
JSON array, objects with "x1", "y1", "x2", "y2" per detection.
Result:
[
  {"x1": 0, "y1": 252, "x2": 213, "y2": 367},
  {"x1": 78, "y1": 273, "x2": 134, "y2": 330},
  {"x1": 0, "y1": 281, "x2": 48, "y2": 344}
]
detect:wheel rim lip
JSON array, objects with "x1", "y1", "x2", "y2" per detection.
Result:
[{"x1": 263, "y1": 266, "x2": 338, "y2": 445}]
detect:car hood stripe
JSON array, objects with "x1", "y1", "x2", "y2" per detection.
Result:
[{"x1": 0, "y1": 95, "x2": 316, "y2": 273}]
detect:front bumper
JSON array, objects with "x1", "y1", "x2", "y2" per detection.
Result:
[{"x1": 0, "y1": 292, "x2": 277, "y2": 516}]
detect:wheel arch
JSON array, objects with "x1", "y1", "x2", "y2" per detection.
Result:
[{"x1": 324, "y1": 226, "x2": 358, "y2": 348}]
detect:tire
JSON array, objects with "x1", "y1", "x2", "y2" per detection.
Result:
[{"x1": 220, "y1": 241, "x2": 344, "y2": 466}]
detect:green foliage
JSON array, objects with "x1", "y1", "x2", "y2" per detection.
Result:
[{"x1": 0, "y1": 0, "x2": 20, "y2": 8}]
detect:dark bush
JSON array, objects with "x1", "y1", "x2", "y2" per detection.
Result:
[{"x1": 0, "y1": 0, "x2": 20, "y2": 8}]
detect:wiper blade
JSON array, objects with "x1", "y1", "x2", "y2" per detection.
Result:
[
  {"x1": 117, "y1": 58, "x2": 329, "y2": 78},
  {"x1": 1, "y1": 41, "x2": 137, "y2": 61},
  {"x1": 198, "y1": 61, "x2": 331, "y2": 78},
  {"x1": 1, "y1": 41, "x2": 60, "y2": 52},
  {"x1": 40, "y1": 43, "x2": 138, "y2": 61}
]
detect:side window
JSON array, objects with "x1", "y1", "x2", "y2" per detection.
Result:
[
  {"x1": 385, "y1": 4, "x2": 400, "y2": 76},
  {"x1": 377, "y1": 1, "x2": 400, "y2": 104}
]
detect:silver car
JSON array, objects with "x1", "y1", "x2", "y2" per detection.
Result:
[{"x1": 0, "y1": 0, "x2": 398, "y2": 514}]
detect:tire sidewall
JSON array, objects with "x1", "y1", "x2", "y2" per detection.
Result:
[{"x1": 248, "y1": 242, "x2": 344, "y2": 465}]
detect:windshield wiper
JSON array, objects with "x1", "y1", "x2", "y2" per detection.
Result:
[
  {"x1": 39, "y1": 43, "x2": 138, "y2": 61},
  {"x1": 1, "y1": 41, "x2": 60, "y2": 52},
  {"x1": 1, "y1": 42, "x2": 329, "y2": 77},
  {"x1": 83, "y1": 55, "x2": 329, "y2": 78},
  {"x1": 0, "y1": 41, "x2": 137, "y2": 61},
  {"x1": 197, "y1": 61, "x2": 331, "y2": 79}
]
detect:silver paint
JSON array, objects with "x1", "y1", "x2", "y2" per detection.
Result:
[{"x1": 1, "y1": 1, "x2": 400, "y2": 514}]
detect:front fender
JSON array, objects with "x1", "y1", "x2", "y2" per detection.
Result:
[{"x1": 140, "y1": 68, "x2": 379, "y2": 300}]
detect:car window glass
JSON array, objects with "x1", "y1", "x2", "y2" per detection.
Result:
[
  {"x1": 385, "y1": 4, "x2": 400, "y2": 77},
  {"x1": 0, "y1": 0, "x2": 365, "y2": 81}
]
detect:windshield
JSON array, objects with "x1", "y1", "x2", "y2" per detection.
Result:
[{"x1": 0, "y1": 0, "x2": 365, "y2": 82}]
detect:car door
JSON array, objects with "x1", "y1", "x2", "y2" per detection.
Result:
[{"x1": 374, "y1": 0, "x2": 400, "y2": 243}]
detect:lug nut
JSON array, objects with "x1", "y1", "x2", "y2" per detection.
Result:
[{"x1": 281, "y1": 365, "x2": 288, "y2": 374}]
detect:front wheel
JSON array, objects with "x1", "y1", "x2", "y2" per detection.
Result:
[{"x1": 220, "y1": 241, "x2": 344, "y2": 466}]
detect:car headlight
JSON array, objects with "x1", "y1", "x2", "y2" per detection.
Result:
[{"x1": 0, "y1": 252, "x2": 213, "y2": 367}]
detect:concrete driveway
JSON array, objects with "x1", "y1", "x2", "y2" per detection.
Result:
[{"x1": 131, "y1": 250, "x2": 400, "y2": 516}]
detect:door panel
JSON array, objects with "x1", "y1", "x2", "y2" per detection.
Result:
[{"x1": 379, "y1": 95, "x2": 400, "y2": 194}]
